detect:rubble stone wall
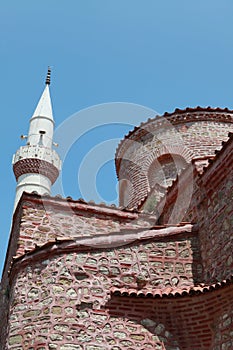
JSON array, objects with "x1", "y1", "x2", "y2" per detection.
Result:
[
  {"x1": 5, "y1": 229, "x2": 202, "y2": 350},
  {"x1": 6, "y1": 249, "x2": 233, "y2": 349},
  {"x1": 15, "y1": 200, "x2": 150, "y2": 257}
]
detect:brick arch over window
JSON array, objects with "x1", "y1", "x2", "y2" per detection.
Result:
[
  {"x1": 118, "y1": 145, "x2": 192, "y2": 210},
  {"x1": 148, "y1": 153, "x2": 188, "y2": 189},
  {"x1": 142, "y1": 144, "x2": 193, "y2": 174}
]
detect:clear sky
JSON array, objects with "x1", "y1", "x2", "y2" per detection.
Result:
[{"x1": 1, "y1": 0, "x2": 233, "y2": 277}]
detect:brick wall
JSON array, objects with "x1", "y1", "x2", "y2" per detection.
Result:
[
  {"x1": 116, "y1": 109, "x2": 233, "y2": 209},
  {"x1": 110, "y1": 284, "x2": 233, "y2": 349}
]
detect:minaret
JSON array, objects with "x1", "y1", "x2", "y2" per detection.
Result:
[{"x1": 12, "y1": 68, "x2": 61, "y2": 210}]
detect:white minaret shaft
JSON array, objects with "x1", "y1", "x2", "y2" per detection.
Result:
[{"x1": 12, "y1": 68, "x2": 61, "y2": 210}]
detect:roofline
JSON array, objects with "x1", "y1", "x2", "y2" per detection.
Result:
[{"x1": 18, "y1": 191, "x2": 142, "y2": 218}]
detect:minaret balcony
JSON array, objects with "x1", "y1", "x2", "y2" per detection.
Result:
[
  {"x1": 12, "y1": 145, "x2": 61, "y2": 185},
  {"x1": 13, "y1": 145, "x2": 61, "y2": 170}
]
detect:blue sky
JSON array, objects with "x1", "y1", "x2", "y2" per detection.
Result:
[{"x1": 1, "y1": 0, "x2": 233, "y2": 277}]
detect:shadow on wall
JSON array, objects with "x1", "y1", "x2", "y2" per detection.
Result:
[{"x1": 106, "y1": 297, "x2": 182, "y2": 349}]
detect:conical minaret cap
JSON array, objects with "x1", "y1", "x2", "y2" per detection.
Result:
[{"x1": 31, "y1": 68, "x2": 53, "y2": 121}]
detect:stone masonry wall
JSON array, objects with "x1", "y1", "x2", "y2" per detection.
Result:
[
  {"x1": 6, "y1": 243, "x2": 196, "y2": 350},
  {"x1": 0, "y1": 193, "x2": 204, "y2": 349},
  {"x1": 6, "y1": 249, "x2": 233, "y2": 349},
  {"x1": 196, "y1": 136, "x2": 233, "y2": 283},
  {"x1": 159, "y1": 134, "x2": 233, "y2": 283},
  {"x1": 12, "y1": 196, "x2": 203, "y2": 290},
  {"x1": 0, "y1": 203, "x2": 23, "y2": 348},
  {"x1": 15, "y1": 198, "x2": 152, "y2": 258}
]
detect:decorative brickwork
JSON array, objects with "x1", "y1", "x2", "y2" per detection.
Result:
[{"x1": 13, "y1": 158, "x2": 59, "y2": 184}]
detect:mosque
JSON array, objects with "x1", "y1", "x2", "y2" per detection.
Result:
[{"x1": 0, "y1": 69, "x2": 232, "y2": 349}]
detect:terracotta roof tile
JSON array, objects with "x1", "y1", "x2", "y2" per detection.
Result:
[
  {"x1": 20, "y1": 191, "x2": 142, "y2": 217},
  {"x1": 111, "y1": 276, "x2": 233, "y2": 298}
]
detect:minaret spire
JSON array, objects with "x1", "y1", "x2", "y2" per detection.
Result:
[{"x1": 12, "y1": 69, "x2": 61, "y2": 210}]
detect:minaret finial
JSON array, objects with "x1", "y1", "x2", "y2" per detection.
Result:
[{"x1": 45, "y1": 66, "x2": 51, "y2": 85}]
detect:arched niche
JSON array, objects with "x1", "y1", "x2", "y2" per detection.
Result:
[{"x1": 148, "y1": 153, "x2": 188, "y2": 189}]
